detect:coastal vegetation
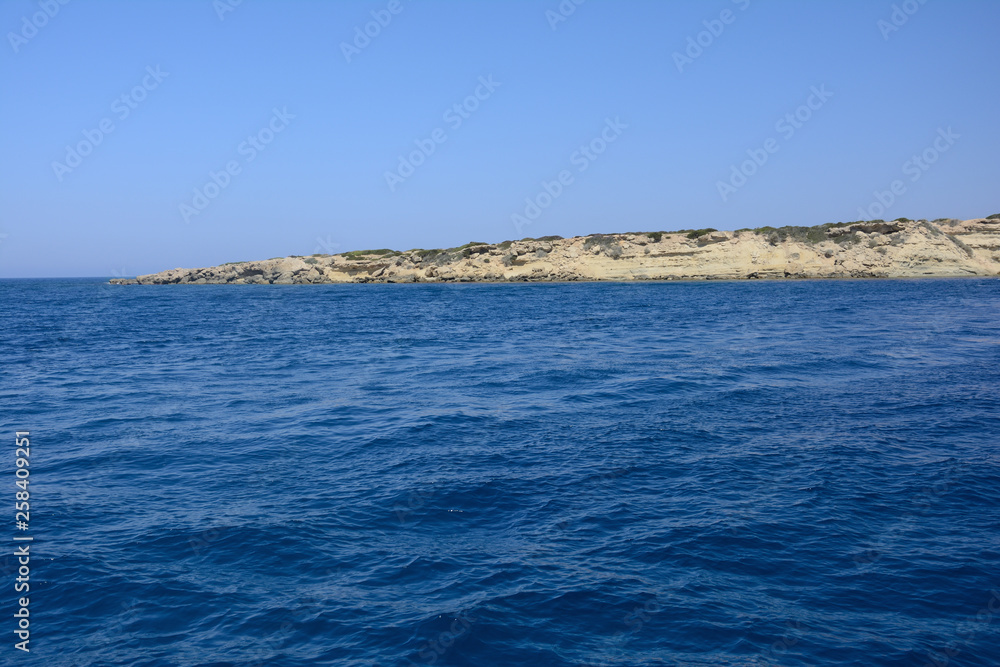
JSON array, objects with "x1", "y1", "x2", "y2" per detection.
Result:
[
  {"x1": 684, "y1": 228, "x2": 718, "y2": 239},
  {"x1": 342, "y1": 249, "x2": 400, "y2": 260},
  {"x1": 318, "y1": 219, "x2": 991, "y2": 260},
  {"x1": 583, "y1": 234, "x2": 624, "y2": 258}
]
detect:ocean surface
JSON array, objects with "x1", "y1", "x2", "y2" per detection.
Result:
[{"x1": 2, "y1": 277, "x2": 999, "y2": 667}]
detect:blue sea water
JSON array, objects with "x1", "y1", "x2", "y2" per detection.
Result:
[{"x1": 2, "y1": 277, "x2": 999, "y2": 667}]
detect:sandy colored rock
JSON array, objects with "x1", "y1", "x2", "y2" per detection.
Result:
[{"x1": 110, "y1": 218, "x2": 1000, "y2": 286}]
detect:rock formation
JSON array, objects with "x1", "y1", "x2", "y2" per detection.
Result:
[{"x1": 110, "y1": 217, "x2": 1000, "y2": 285}]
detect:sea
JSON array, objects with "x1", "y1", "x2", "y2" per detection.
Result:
[{"x1": 2, "y1": 277, "x2": 999, "y2": 667}]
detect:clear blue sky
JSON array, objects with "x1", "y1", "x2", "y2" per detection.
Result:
[{"x1": 1, "y1": 0, "x2": 998, "y2": 277}]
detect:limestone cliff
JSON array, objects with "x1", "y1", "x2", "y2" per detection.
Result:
[{"x1": 110, "y1": 217, "x2": 1000, "y2": 285}]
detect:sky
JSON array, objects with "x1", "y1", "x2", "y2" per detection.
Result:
[{"x1": 1, "y1": 0, "x2": 998, "y2": 278}]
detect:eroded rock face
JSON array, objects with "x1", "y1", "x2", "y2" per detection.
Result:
[{"x1": 110, "y1": 218, "x2": 1000, "y2": 286}]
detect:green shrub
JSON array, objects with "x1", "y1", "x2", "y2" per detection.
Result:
[
  {"x1": 462, "y1": 243, "x2": 491, "y2": 257},
  {"x1": 685, "y1": 228, "x2": 717, "y2": 239},
  {"x1": 343, "y1": 249, "x2": 398, "y2": 260},
  {"x1": 918, "y1": 221, "x2": 943, "y2": 236},
  {"x1": 806, "y1": 228, "x2": 827, "y2": 243},
  {"x1": 987, "y1": 213, "x2": 1000, "y2": 220},
  {"x1": 304, "y1": 257, "x2": 318, "y2": 265},
  {"x1": 647, "y1": 232, "x2": 663, "y2": 243},
  {"x1": 745, "y1": 226, "x2": 826, "y2": 244},
  {"x1": 583, "y1": 234, "x2": 624, "y2": 257},
  {"x1": 948, "y1": 234, "x2": 975, "y2": 257}
]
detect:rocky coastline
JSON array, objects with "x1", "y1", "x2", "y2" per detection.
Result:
[{"x1": 110, "y1": 217, "x2": 1000, "y2": 285}]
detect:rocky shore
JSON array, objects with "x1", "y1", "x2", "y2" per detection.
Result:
[{"x1": 111, "y1": 217, "x2": 1000, "y2": 285}]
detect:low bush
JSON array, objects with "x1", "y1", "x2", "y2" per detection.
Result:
[
  {"x1": 918, "y1": 221, "x2": 943, "y2": 237},
  {"x1": 583, "y1": 234, "x2": 624, "y2": 258},
  {"x1": 461, "y1": 243, "x2": 491, "y2": 257},
  {"x1": 747, "y1": 226, "x2": 827, "y2": 244},
  {"x1": 343, "y1": 249, "x2": 398, "y2": 260},
  {"x1": 948, "y1": 234, "x2": 975, "y2": 257}
]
